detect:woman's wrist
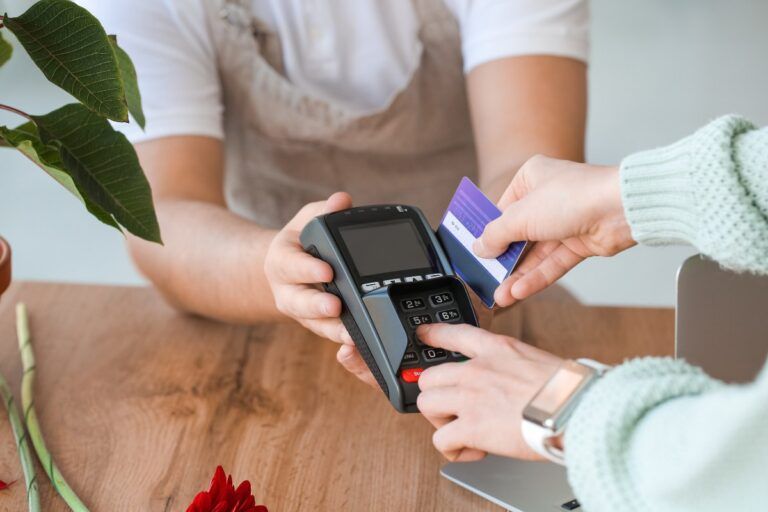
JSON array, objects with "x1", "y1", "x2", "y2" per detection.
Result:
[{"x1": 594, "y1": 165, "x2": 636, "y2": 255}]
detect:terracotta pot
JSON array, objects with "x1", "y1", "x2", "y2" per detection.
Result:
[{"x1": 0, "y1": 237, "x2": 10, "y2": 298}]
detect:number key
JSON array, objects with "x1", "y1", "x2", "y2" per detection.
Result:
[
  {"x1": 422, "y1": 348, "x2": 447, "y2": 362},
  {"x1": 400, "y1": 298, "x2": 425, "y2": 311},
  {"x1": 429, "y1": 292, "x2": 454, "y2": 307},
  {"x1": 408, "y1": 314, "x2": 433, "y2": 327},
  {"x1": 436, "y1": 309, "x2": 461, "y2": 323}
]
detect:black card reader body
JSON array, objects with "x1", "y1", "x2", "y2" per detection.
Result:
[{"x1": 300, "y1": 205, "x2": 478, "y2": 413}]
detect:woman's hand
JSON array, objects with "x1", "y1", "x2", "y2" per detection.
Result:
[
  {"x1": 265, "y1": 192, "x2": 354, "y2": 345},
  {"x1": 474, "y1": 155, "x2": 635, "y2": 306},
  {"x1": 416, "y1": 323, "x2": 562, "y2": 462}
]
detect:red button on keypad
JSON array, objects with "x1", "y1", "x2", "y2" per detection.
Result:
[{"x1": 401, "y1": 368, "x2": 424, "y2": 383}]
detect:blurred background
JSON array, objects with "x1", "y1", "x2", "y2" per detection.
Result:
[{"x1": 1, "y1": 0, "x2": 766, "y2": 306}]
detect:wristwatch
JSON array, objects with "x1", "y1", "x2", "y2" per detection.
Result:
[{"x1": 522, "y1": 359, "x2": 610, "y2": 464}]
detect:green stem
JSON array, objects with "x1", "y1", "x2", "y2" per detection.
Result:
[
  {"x1": 0, "y1": 370, "x2": 40, "y2": 511},
  {"x1": 16, "y1": 303, "x2": 90, "y2": 512}
]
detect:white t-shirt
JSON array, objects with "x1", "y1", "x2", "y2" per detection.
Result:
[{"x1": 80, "y1": 0, "x2": 589, "y2": 142}]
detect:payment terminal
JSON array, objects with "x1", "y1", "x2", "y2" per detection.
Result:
[{"x1": 301, "y1": 205, "x2": 477, "y2": 413}]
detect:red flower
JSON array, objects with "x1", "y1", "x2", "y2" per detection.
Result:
[
  {"x1": 0, "y1": 479, "x2": 16, "y2": 491},
  {"x1": 186, "y1": 466, "x2": 268, "y2": 512}
]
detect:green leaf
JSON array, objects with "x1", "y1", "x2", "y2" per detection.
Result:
[
  {"x1": 108, "y1": 35, "x2": 145, "y2": 129},
  {"x1": 0, "y1": 30, "x2": 12, "y2": 67},
  {"x1": 3, "y1": 0, "x2": 128, "y2": 122},
  {"x1": 0, "y1": 122, "x2": 120, "y2": 231},
  {"x1": 31, "y1": 103, "x2": 162, "y2": 243}
]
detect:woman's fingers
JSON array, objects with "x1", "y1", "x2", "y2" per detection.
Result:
[
  {"x1": 493, "y1": 241, "x2": 556, "y2": 305},
  {"x1": 432, "y1": 418, "x2": 476, "y2": 461},
  {"x1": 509, "y1": 243, "x2": 584, "y2": 300},
  {"x1": 418, "y1": 362, "x2": 466, "y2": 390},
  {"x1": 416, "y1": 323, "x2": 491, "y2": 358},
  {"x1": 417, "y1": 387, "x2": 461, "y2": 418},
  {"x1": 473, "y1": 199, "x2": 532, "y2": 259}
]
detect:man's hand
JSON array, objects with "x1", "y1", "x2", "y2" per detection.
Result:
[
  {"x1": 416, "y1": 323, "x2": 562, "y2": 462},
  {"x1": 264, "y1": 192, "x2": 354, "y2": 344},
  {"x1": 474, "y1": 156, "x2": 636, "y2": 306}
]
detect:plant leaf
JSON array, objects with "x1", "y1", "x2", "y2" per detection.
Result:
[
  {"x1": 0, "y1": 30, "x2": 12, "y2": 67},
  {"x1": 0, "y1": 123, "x2": 120, "y2": 230},
  {"x1": 108, "y1": 35, "x2": 145, "y2": 130},
  {"x1": 31, "y1": 103, "x2": 162, "y2": 243},
  {"x1": 3, "y1": 0, "x2": 128, "y2": 121}
]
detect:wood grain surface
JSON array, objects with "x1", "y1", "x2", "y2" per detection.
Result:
[{"x1": 0, "y1": 282, "x2": 673, "y2": 511}]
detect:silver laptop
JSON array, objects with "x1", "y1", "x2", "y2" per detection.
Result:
[{"x1": 441, "y1": 254, "x2": 768, "y2": 511}]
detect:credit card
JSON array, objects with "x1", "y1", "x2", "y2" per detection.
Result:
[{"x1": 437, "y1": 177, "x2": 527, "y2": 308}]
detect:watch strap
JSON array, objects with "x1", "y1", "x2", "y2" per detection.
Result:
[
  {"x1": 521, "y1": 358, "x2": 611, "y2": 465},
  {"x1": 521, "y1": 420, "x2": 566, "y2": 465}
]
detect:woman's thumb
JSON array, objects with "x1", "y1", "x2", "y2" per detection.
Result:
[{"x1": 473, "y1": 200, "x2": 532, "y2": 258}]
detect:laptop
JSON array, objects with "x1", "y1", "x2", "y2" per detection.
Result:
[{"x1": 441, "y1": 254, "x2": 768, "y2": 511}]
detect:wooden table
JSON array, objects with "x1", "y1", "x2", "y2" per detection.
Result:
[{"x1": 0, "y1": 282, "x2": 673, "y2": 511}]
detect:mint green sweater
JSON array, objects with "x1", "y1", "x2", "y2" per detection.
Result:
[{"x1": 564, "y1": 115, "x2": 768, "y2": 512}]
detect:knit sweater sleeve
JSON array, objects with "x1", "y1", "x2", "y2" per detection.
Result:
[
  {"x1": 619, "y1": 115, "x2": 768, "y2": 274},
  {"x1": 565, "y1": 358, "x2": 768, "y2": 512},
  {"x1": 563, "y1": 116, "x2": 768, "y2": 512}
]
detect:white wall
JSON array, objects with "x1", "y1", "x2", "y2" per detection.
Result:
[{"x1": 1, "y1": 0, "x2": 766, "y2": 306}]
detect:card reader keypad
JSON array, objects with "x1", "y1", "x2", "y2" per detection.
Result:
[{"x1": 395, "y1": 288, "x2": 469, "y2": 386}]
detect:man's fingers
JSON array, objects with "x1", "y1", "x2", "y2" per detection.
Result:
[
  {"x1": 418, "y1": 362, "x2": 466, "y2": 391},
  {"x1": 302, "y1": 318, "x2": 351, "y2": 344},
  {"x1": 278, "y1": 286, "x2": 341, "y2": 319},
  {"x1": 287, "y1": 192, "x2": 353, "y2": 230},
  {"x1": 336, "y1": 345, "x2": 378, "y2": 387},
  {"x1": 274, "y1": 241, "x2": 334, "y2": 284},
  {"x1": 510, "y1": 244, "x2": 584, "y2": 301},
  {"x1": 324, "y1": 191, "x2": 352, "y2": 213},
  {"x1": 416, "y1": 323, "x2": 485, "y2": 358}
]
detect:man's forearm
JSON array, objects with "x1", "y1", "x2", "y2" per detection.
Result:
[
  {"x1": 127, "y1": 198, "x2": 280, "y2": 324},
  {"x1": 468, "y1": 56, "x2": 588, "y2": 203}
]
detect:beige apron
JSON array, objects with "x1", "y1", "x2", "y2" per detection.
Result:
[{"x1": 207, "y1": 0, "x2": 478, "y2": 228}]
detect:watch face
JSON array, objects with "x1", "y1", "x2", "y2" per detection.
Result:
[{"x1": 524, "y1": 361, "x2": 594, "y2": 427}]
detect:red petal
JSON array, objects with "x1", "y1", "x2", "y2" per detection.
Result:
[
  {"x1": 234, "y1": 480, "x2": 252, "y2": 502},
  {"x1": 209, "y1": 466, "x2": 228, "y2": 502},
  {"x1": 186, "y1": 491, "x2": 212, "y2": 512},
  {"x1": 0, "y1": 479, "x2": 16, "y2": 491}
]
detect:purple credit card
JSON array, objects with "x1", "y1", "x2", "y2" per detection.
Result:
[{"x1": 437, "y1": 177, "x2": 527, "y2": 307}]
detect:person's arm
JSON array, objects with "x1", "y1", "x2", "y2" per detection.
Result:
[
  {"x1": 467, "y1": 55, "x2": 587, "y2": 200},
  {"x1": 566, "y1": 357, "x2": 768, "y2": 512},
  {"x1": 127, "y1": 136, "x2": 353, "y2": 342},
  {"x1": 334, "y1": 55, "x2": 588, "y2": 382},
  {"x1": 419, "y1": 116, "x2": 768, "y2": 510},
  {"x1": 85, "y1": 0, "x2": 352, "y2": 339},
  {"x1": 476, "y1": 116, "x2": 768, "y2": 304},
  {"x1": 127, "y1": 136, "x2": 275, "y2": 323}
]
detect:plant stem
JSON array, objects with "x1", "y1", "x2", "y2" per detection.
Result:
[
  {"x1": 0, "y1": 370, "x2": 40, "y2": 511},
  {"x1": 0, "y1": 103, "x2": 33, "y2": 122},
  {"x1": 16, "y1": 303, "x2": 90, "y2": 512}
]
